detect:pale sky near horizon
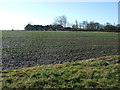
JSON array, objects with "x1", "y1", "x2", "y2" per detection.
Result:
[{"x1": 0, "y1": 0, "x2": 119, "y2": 30}]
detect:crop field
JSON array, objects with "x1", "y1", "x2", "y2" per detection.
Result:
[{"x1": 2, "y1": 31, "x2": 119, "y2": 70}]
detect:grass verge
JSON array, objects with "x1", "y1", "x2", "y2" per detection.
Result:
[{"x1": 1, "y1": 55, "x2": 120, "y2": 89}]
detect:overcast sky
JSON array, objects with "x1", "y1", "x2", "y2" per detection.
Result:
[{"x1": 0, "y1": 0, "x2": 119, "y2": 30}]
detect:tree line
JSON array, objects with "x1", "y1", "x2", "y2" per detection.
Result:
[{"x1": 25, "y1": 15, "x2": 120, "y2": 32}]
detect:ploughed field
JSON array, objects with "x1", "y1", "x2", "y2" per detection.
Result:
[{"x1": 2, "y1": 31, "x2": 119, "y2": 70}]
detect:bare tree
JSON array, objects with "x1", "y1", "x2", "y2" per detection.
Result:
[
  {"x1": 75, "y1": 19, "x2": 78, "y2": 29},
  {"x1": 72, "y1": 20, "x2": 79, "y2": 29},
  {"x1": 79, "y1": 22, "x2": 82, "y2": 29},
  {"x1": 53, "y1": 15, "x2": 67, "y2": 27},
  {"x1": 82, "y1": 21, "x2": 88, "y2": 30}
]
